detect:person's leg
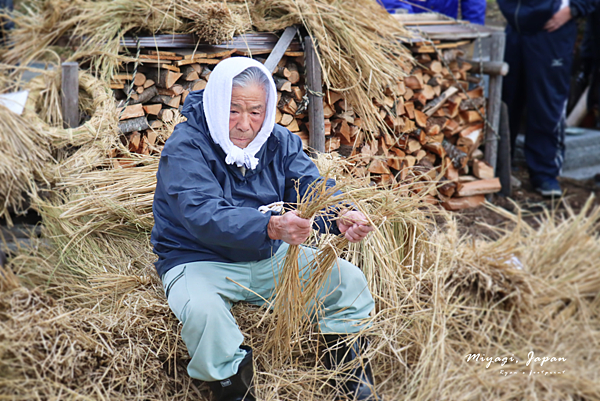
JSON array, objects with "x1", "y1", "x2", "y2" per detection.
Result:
[
  {"x1": 247, "y1": 243, "x2": 377, "y2": 400},
  {"x1": 162, "y1": 261, "x2": 251, "y2": 382},
  {"x1": 246, "y1": 243, "x2": 374, "y2": 332},
  {"x1": 501, "y1": 24, "x2": 526, "y2": 158},
  {"x1": 523, "y1": 21, "x2": 578, "y2": 190}
]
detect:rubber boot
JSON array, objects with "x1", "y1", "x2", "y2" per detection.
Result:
[
  {"x1": 208, "y1": 346, "x2": 256, "y2": 401},
  {"x1": 322, "y1": 335, "x2": 380, "y2": 400}
]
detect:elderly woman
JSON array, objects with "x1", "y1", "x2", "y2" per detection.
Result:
[{"x1": 151, "y1": 57, "x2": 379, "y2": 401}]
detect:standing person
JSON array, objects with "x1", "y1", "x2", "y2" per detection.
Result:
[
  {"x1": 377, "y1": 0, "x2": 487, "y2": 25},
  {"x1": 499, "y1": 0, "x2": 599, "y2": 196},
  {"x1": 151, "y1": 57, "x2": 380, "y2": 401}
]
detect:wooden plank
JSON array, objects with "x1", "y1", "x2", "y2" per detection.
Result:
[
  {"x1": 305, "y1": 35, "x2": 325, "y2": 154},
  {"x1": 264, "y1": 26, "x2": 298, "y2": 73},
  {"x1": 441, "y1": 195, "x2": 485, "y2": 211},
  {"x1": 175, "y1": 58, "x2": 220, "y2": 66},
  {"x1": 456, "y1": 178, "x2": 502, "y2": 197},
  {"x1": 140, "y1": 53, "x2": 183, "y2": 61},
  {"x1": 61, "y1": 62, "x2": 79, "y2": 128},
  {"x1": 118, "y1": 104, "x2": 145, "y2": 120},
  {"x1": 496, "y1": 102, "x2": 512, "y2": 196},
  {"x1": 484, "y1": 31, "x2": 506, "y2": 177}
]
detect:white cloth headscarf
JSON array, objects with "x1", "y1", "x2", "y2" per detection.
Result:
[{"x1": 203, "y1": 57, "x2": 277, "y2": 170}]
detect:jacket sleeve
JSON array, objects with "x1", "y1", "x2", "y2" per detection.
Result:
[
  {"x1": 282, "y1": 133, "x2": 343, "y2": 235},
  {"x1": 461, "y1": 0, "x2": 486, "y2": 24},
  {"x1": 158, "y1": 143, "x2": 276, "y2": 251},
  {"x1": 570, "y1": 0, "x2": 600, "y2": 18}
]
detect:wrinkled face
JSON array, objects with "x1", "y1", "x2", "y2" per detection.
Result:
[{"x1": 229, "y1": 84, "x2": 267, "y2": 149}]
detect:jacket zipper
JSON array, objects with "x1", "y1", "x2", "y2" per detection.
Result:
[{"x1": 515, "y1": 0, "x2": 522, "y2": 33}]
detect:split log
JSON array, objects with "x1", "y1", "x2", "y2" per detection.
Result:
[
  {"x1": 180, "y1": 65, "x2": 200, "y2": 81},
  {"x1": 119, "y1": 116, "x2": 149, "y2": 134},
  {"x1": 182, "y1": 79, "x2": 207, "y2": 92},
  {"x1": 414, "y1": 110, "x2": 428, "y2": 128},
  {"x1": 368, "y1": 159, "x2": 391, "y2": 175},
  {"x1": 325, "y1": 136, "x2": 341, "y2": 152},
  {"x1": 286, "y1": 62, "x2": 300, "y2": 84},
  {"x1": 117, "y1": 104, "x2": 145, "y2": 120},
  {"x1": 423, "y1": 86, "x2": 459, "y2": 116},
  {"x1": 286, "y1": 118, "x2": 300, "y2": 132},
  {"x1": 472, "y1": 160, "x2": 495, "y2": 179},
  {"x1": 143, "y1": 104, "x2": 162, "y2": 116},
  {"x1": 442, "y1": 195, "x2": 485, "y2": 211},
  {"x1": 405, "y1": 75, "x2": 423, "y2": 90},
  {"x1": 158, "y1": 109, "x2": 175, "y2": 122},
  {"x1": 147, "y1": 131, "x2": 158, "y2": 146},
  {"x1": 150, "y1": 95, "x2": 181, "y2": 109},
  {"x1": 145, "y1": 69, "x2": 183, "y2": 89},
  {"x1": 129, "y1": 86, "x2": 159, "y2": 105},
  {"x1": 456, "y1": 178, "x2": 501, "y2": 197},
  {"x1": 274, "y1": 76, "x2": 292, "y2": 92},
  {"x1": 280, "y1": 113, "x2": 294, "y2": 126},
  {"x1": 279, "y1": 95, "x2": 297, "y2": 115},
  {"x1": 128, "y1": 131, "x2": 141, "y2": 151}
]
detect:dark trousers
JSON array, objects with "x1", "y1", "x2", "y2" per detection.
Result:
[{"x1": 502, "y1": 21, "x2": 577, "y2": 186}]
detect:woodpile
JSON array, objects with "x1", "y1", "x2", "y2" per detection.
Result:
[
  {"x1": 307, "y1": 50, "x2": 501, "y2": 210},
  {"x1": 109, "y1": 41, "x2": 500, "y2": 210},
  {"x1": 109, "y1": 48, "x2": 238, "y2": 165}
]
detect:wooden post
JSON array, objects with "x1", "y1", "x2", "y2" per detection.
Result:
[
  {"x1": 61, "y1": 62, "x2": 79, "y2": 128},
  {"x1": 305, "y1": 36, "x2": 325, "y2": 154},
  {"x1": 484, "y1": 30, "x2": 506, "y2": 175},
  {"x1": 497, "y1": 102, "x2": 512, "y2": 196},
  {"x1": 264, "y1": 26, "x2": 298, "y2": 73}
]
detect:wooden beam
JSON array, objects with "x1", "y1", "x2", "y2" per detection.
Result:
[
  {"x1": 459, "y1": 58, "x2": 509, "y2": 76},
  {"x1": 484, "y1": 30, "x2": 506, "y2": 176},
  {"x1": 305, "y1": 36, "x2": 325, "y2": 154},
  {"x1": 61, "y1": 62, "x2": 79, "y2": 128},
  {"x1": 264, "y1": 26, "x2": 299, "y2": 73}
]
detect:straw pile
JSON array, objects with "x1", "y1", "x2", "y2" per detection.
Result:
[
  {"x1": 1, "y1": 1, "x2": 598, "y2": 399},
  {"x1": 3, "y1": 0, "x2": 411, "y2": 133},
  {"x1": 0, "y1": 65, "x2": 121, "y2": 224},
  {"x1": 3, "y1": 145, "x2": 600, "y2": 399}
]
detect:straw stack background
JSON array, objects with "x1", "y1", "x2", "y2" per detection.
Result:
[{"x1": 0, "y1": 0, "x2": 599, "y2": 400}]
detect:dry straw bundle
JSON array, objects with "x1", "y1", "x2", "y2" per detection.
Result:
[
  {"x1": 0, "y1": 105, "x2": 53, "y2": 225},
  {"x1": 0, "y1": 66, "x2": 120, "y2": 223},
  {"x1": 3, "y1": 0, "x2": 413, "y2": 136},
  {"x1": 2, "y1": 0, "x2": 250, "y2": 79},
  {"x1": 264, "y1": 177, "x2": 345, "y2": 365},
  {"x1": 6, "y1": 190, "x2": 600, "y2": 399},
  {"x1": 251, "y1": 0, "x2": 414, "y2": 138}
]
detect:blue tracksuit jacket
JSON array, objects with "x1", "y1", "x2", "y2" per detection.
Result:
[
  {"x1": 151, "y1": 90, "x2": 340, "y2": 278},
  {"x1": 378, "y1": 0, "x2": 486, "y2": 25}
]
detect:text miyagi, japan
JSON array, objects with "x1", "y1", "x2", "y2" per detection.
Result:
[{"x1": 465, "y1": 351, "x2": 567, "y2": 369}]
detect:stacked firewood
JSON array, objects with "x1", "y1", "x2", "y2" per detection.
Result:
[
  {"x1": 315, "y1": 52, "x2": 501, "y2": 210},
  {"x1": 110, "y1": 48, "x2": 237, "y2": 165},
  {"x1": 109, "y1": 44, "x2": 499, "y2": 209}
]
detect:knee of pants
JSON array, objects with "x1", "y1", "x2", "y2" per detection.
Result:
[{"x1": 322, "y1": 259, "x2": 373, "y2": 308}]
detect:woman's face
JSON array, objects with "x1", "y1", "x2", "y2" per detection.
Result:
[{"x1": 229, "y1": 84, "x2": 266, "y2": 149}]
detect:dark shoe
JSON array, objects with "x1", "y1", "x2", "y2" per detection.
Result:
[
  {"x1": 534, "y1": 179, "x2": 562, "y2": 197},
  {"x1": 322, "y1": 335, "x2": 380, "y2": 400},
  {"x1": 208, "y1": 346, "x2": 255, "y2": 401}
]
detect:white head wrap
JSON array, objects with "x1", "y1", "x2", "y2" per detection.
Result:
[{"x1": 203, "y1": 57, "x2": 277, "y2": 170}]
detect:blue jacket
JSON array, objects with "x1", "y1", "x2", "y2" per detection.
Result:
[
  {"x1": 378, "y1": 0, "x2": 486, "y2": 25},
  {"x1": 498, "y1": 0, "x2": 599, "y2": 34},
  {"x1": 151, "y1": 90, "x2": 340, "y2": 278}
]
